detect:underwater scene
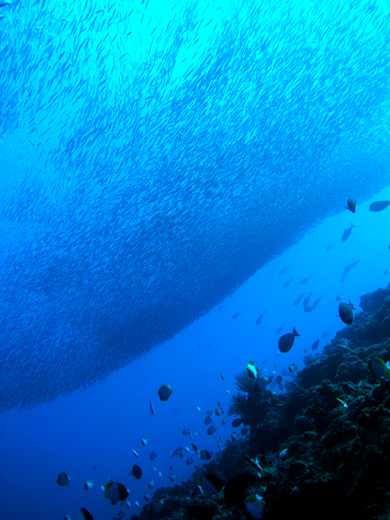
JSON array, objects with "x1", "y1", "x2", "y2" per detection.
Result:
[{"x1": 1, "y1": 0, "x2": 390, "y2": 519}]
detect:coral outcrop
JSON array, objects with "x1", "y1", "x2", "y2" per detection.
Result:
[{"x1": 132, "y1": 284, "x2": 390, "y2": 520}]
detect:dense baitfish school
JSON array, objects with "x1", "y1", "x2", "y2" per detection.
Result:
[
  {"x1": 1, "y1": 0, "x2": 390, "y2": 414},
  {"x1": 1, "y1": 1, "x2": 390, "y2": 520}
]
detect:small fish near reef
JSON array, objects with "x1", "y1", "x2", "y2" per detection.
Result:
[
  {"x1": 369, "y1": 358, "x2": 390, "y2": 379},
  {"x1": 246, "y1": 361, "x2": 258, "y2": 379},
  {"x1": 102, "y1": 481, "x2": 129, "y2": 505},
  {"x1": 245, "y1": 494, "x2": 266, "y2": 519},
  {"x1": 278, "y1": 327, "x2": 300, "y2": 353},
  {"x1": 339, "y1": 301, "x2": 355, "y2": 325}
]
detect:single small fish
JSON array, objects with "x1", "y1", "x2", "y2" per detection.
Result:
[
  {"x1": 186, "y1": 458, "x2": 194, "y2": 465},
  {"x1": 57, "y1": 472, "x2": 71, "y2": 486},
  {"x1": 279, "y1": 448, "x2": 288, "y2": 459},
  {"x1": 311, "y1": 339, "x2": 320, "y2": 351},
  {"x1": 244, "y1": 454, "x2": 263, "y2": 477},
  {"x1": 303, "y1": 293, "x2": 311, "y2": 307},
  {"x1": 141, "y1": 438, "x2": 148, "y2": 447},
  {"x1": 341, "y1": 223, "x2": 356, "y2": 243},
  {"x1": 336, "y1": 397, "x2": 348, "y2": 409},
  {"x1": 171, "y1": 446, "x2": 183, "y2": 457},
  {"x1": 84, "y1": 481, "x2": 93, "y2": 490},
  {"x1": 256, "y1": 310, "x2": 266, "y2": 325},
  {"x1": 293, "y1": 292, "x2": 306, "y2": 306},
  {"x1": 346, "y1": 197, "x2": 356, "y2": 213},
  {"x1": 131, "y1": 449, "x2": 139, "y2": 458},
  {"x1": 220, "y1": 374, "x2": 225, "y2": 381},
  {"x1": 150, "y1": 452, "x2": 157, "y2": 461},
  {"x1": 149, "y1": 400, "x2": 155, "y2": 416},
  {"x1": 245, "y1": 494, "x2": 266, "y2": 519},
  {"x1": 283, "y1": 278, "x2": 293, "y2": 288},
  {"x1": 102, "y1": 481, "x2": 129, "y2": 505},
  {"x1": 278, "y1": 327, "x2": 300, "y2": 353},
  {"x1": 311, "y1": 295, "x2": 323, "y2": 309},
  {"x1": 204, "y1": 416, "x2": 212, "y2": 425},
  {"x1": 339, "y1": 301, "x2": 355, "y2": 325},
  {"x1": 246, "y1": 361, "x2": 258, "y2": 379},
  {"x1": 278, "y1": 266, "x2": 288, "y2": 275},
  {"x1": 199, "y1": 449, "x2": 212, "y2": 460},
  {"x1": 275, "y1": 324, "x2": 285, "y2": 335},
  {"x1": 369, "y1": 358, "x2": 390, "y2": 379},
  {"x1": 232, "y1": 312, "x2": 241, "y2": 319},
  {"x1": 325, "y1": 242, "x2": 335, "y2": 251},
  {"x1": 129, "y1": 464, "x2": 142, "y2": 479},
  {"x1": 207, "y1": 426, "x2": 217, "y2": 435},
  {"x1": 158, "y1": 384, "x2": 172, "y2": 402},
  {"x1": 299, "y1": 277, "x2": 311, "y2": 285},
  {"x1": 197, "y1": 473, "x2": 224, "y2": 497},
  {"x1": 369, "y1": 200, "x2": 390, "y2": 212}
]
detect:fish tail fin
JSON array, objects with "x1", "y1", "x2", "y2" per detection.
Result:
[{"x1": 293, "y1": 326, "x2": 300, "y2": 336}]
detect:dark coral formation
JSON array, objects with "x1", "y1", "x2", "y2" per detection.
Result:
[{"x1": 131, "y1": 284, "x2": 390, "y2": 520}]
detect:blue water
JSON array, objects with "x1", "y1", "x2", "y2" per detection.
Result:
[{"x1": 1, "y1": 0, "x2": 390, "y2": 518}]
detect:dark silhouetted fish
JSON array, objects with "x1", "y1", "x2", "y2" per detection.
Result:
[
  {"x1": 199, "y1": 449, "x2": 212, "y2": 460},
  {"x1": 299, "y1": 277, "x2": 311, "y2": 285},
  {"x1": 346, "y1": 197, "x2": 356, "y2": 213},
  {"x1": 256, "y1": 311, "x2": 265, "y2": 325},
  {"x1": 341, "y1": 223, "x2": 356, "y2": 242},
  {"x1": 232, "y1": 417, "x2": 243, "y2": 428},
  {"x1": 369, "y1": 200, "x2": 390, "y2": 212},
  {"x1": 198, "y1": 473, "x2": 224, "y2": 498},
  {"x1": 335, "y1": 295, "x2": 341, "y2": 301},
  {"x1": 303, "y1": 305, "x2": 313, "y2": 313},
  {"x1": 326, "y1": 243, "x2": 335, "y2": 251},
  {"x1": 283, "y1": 278, "x2": 293, "y2": 288},
  {"x1": 311, "y1": 339, "x2": 320, "y2": 351},
  {"x1": 293, "y1": 292, "x2": 306, "y2": 306},
  {"x1": 278, "y1": 266, "x2": 288, "y2": 275},
  {"x1": 275, "y1": 324, "x2": 285, "y2": 335},
  {"x1": 129, "y1": 464, "x2": 142, "y2": 479},
  {"x1": 224, "y1": 471, "x2": 252, "y2": 505},
  {"x1": 339, "y1": 301, "x2": 355, "y2": 325},
  {"x1": 311, "y1": 295, "x2": 323, "y2": 309},
  {"x1": 232, "y1": 312, "x2": 241, "y2": 319},
  {"x1": 303, "y1": 293, "x2": 311, "y2": 307},
  {"x1": 80, "y1": 508, "x2": 93, "y2": 520},
  {"x1": 341, "y1": 260, "x2": 360, "y2": 283},
  {"x1": 102, "y1": 481, "x2": 129, "y2": 505},
  {"x1": 323, "y1": 330, "x2": 330, "y2": 337},
  {"x1": 278, "y1": 327, "x2": 300, "y2": 353}
]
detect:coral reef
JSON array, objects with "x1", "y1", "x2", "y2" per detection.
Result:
[{"x1": 131, "y1": 284, "x2": 390, "y2": 520}]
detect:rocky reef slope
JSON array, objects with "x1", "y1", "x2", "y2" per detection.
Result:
[{"x1": 132, "y1": 284, "x2": 390, "y2": 520}]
